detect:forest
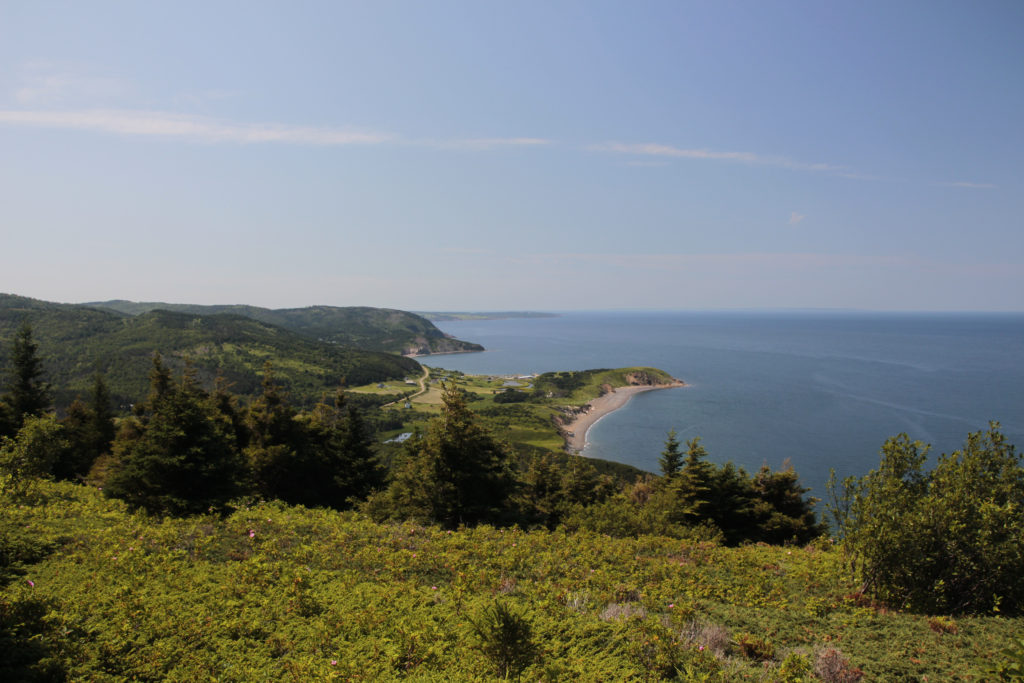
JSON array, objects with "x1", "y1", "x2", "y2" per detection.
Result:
[{"x1": 2, "y1": 320, "x2": 1024, "y2": 680}]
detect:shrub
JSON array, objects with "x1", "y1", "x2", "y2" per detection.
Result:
[
  {"x1": 469, "y1": 600, "x2": 538, "y2": 681},
  {"x1": 814, "y1": 647, "x2": 863, "y2": 682},
  {"x1": 829, "y1": 423, "x2": 1024, "y2": 614}
]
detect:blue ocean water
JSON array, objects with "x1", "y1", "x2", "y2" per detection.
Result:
[{"x1": 425, "y1": 311, "x2": 1024, "y2": 497}]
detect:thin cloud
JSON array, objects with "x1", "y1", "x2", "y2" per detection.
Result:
[
  {"x1": 0, "y1": 109, "x2": 556, "y2": 150},
  {"x1": 591, "y1": 142, "x2": 845, "y2": 172},
  {"x1": 0, "y1": 109, "x2": 394, "y2": 145},
  {"x1": 422, "y1": 137, "x2": 552, "y2": 151},
  {"x1": 789, "y1": 212, "x2": 806, "y2": 225},
  {"x1": 14, "y1": 63, "x2": 128, "y2": 106}
]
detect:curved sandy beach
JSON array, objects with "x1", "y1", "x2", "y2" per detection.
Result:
[{"x1": 563, "y1": 380, "x2": 685, "y2": 453}]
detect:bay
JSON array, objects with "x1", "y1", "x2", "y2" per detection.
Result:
[{"x1": 424, "y1": 311, "x2": 1024, "y2": 497}]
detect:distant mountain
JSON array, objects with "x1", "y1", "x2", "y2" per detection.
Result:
[
  {"x1": 0, "y1": 294, "x2": 422, "y2": 408},
  {"x1": 86, "y1": 300, "x2": 484, "y2": 356},
  {"x1": 417, "y1": 311, "x2": 559, "y2": 321}
]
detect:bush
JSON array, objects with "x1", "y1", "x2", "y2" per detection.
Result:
[
  {"x1": 469, "y1": 601, "x2": 538, "y2": 680},
  {"x1": 829, "y1": 423, "x2": 1024, "y2": 614}
]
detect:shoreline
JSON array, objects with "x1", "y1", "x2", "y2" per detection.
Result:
[
  {"x1": 563, "y1": 379, "x2": 686, "y2": 453},
  {"x1": 403, "y1": 347, "x2": 486, "y2": 359}
]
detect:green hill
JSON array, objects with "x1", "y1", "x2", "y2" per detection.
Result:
[
  {"x1": 0, "y1": 294, "x2": 421, "y2": 408},
  {"x1": 85, "y1": 300, "x2": 484, "y2": 356}
]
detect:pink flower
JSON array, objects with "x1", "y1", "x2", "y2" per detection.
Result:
[
  {"x1": 431, "y1": 586, "x2": 438, "y2": 590},
  {"x1": 27, "y1": 579, "x2": 34, "y2": 588},
  {"x1": 249, "y1": 530, "x2": 256, "y2": 538},
  {"x1": 698, "y1": 645, "x2": 705, "y2": 651},
  {"x1": 668, "y1": 603, "x2": 674, "y2": 609},
  {"x1": 330, "y1": 660, "x2": 337, "y2": 666}
]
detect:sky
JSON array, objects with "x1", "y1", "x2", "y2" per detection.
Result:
[{"x1": 1, "y1": 1, "x2": 1023, "y2": 311}]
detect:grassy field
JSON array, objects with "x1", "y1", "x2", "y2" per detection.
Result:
[
  {"x1": 352, "y1": 366, "x2": 680, "y2": 459},
  {"x1": 3, "y1": 481, "x2": 1020, "y2": 681}
]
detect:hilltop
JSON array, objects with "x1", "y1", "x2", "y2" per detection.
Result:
[
  {"x1": 0, "y1": 294, "x2": 424, "y2": 407},
  {"x1": 85, "y1": 299, "x2": 484, "y2": 356}
]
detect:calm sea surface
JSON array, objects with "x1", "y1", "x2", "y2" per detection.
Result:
[{"x1": 425, "y1": 311, "x2": 1024, "y2": 497}]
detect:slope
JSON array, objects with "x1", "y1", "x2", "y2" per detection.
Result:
[
  {"x1": 86, "y1": 300, "x2": 484, "y2": 355},
  {"x1": 0, "y1": 294, "x2": 421, "y2": 408}
]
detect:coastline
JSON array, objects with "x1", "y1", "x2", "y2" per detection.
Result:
[
  {"x1": 403, "y1": 347, "x2": 486, "y2": 359},
  {"x1": 563, "y1": 379, "x2": 685, "y2": 453}
]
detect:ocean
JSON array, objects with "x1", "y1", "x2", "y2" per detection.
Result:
[{"x1": 423, "y1": 311, "x2": 1024, "y2": 498}]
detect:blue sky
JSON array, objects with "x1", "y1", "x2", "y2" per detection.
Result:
[{"x1": 2, "y1": 1, "x2": 1022, "y2": 311}]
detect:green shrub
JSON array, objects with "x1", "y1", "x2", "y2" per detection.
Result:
[
  {"x1": 469, "y1": 600, "x2": 539, "y2": 680},
  {"x1": 829, "y1": 423, "x2": 1024, "y2": 614}
]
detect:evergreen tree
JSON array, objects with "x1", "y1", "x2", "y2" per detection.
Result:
[
  {"x1": 371, "y1": 383, "x2": 516, "y2": 527},
  {"x1": 88, "y1": 373, "x2": 116, "y2": 455},
  {"x1": 57, "y1": 373, "x2": 118, "y2": 481},
  {"x1": 705, "y1": 462, "x2": 758, "y2": 545},
  {"x1": 750, "y1": 462, "x2": 823, "y2": 545},
  {"x1": 105, "y1": 362, "x2": 244, "y2": 515},
  {"x1": 659, "y1": 429, "x2": 684, "y2": 480},
  {"x1": 244, "y1": 363, "x2": 306, "y2": 502},
  {"x1": 303, "y1": 391, "x2": 384, "y2": 507},
  {"x1": 145, "y1": 351, "x2": 172, "y2": 410},
  {"x1": 2, "y1": 323, "x2": 51, "y2": 434},
  {"x1": 671, "y1": 437, "x2": 715, "y2": 524},
  {"x1": 54, "y1": 399, "x2": 96, "y2": 481},
  {"x1": 518, "y1": 453, "x2": 565, "y2": 528}
]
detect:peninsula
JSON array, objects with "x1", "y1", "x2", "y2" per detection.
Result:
[{"x1": 560, "y1": 375, "x2": 686, "y2": 452}]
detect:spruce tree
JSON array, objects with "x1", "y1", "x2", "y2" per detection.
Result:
[
  {"x1": 372, "y1": 383, "x2": 515, "y2": 527},
  {"x1": 3, "y1": 322, "x2": 50, "y2": 432},
  {"x1": 659, "y1": 429, "x2": 683, "y2": 480},
  {"x1": 88, "y1": 372, "x2": 116, "y2": 457},
  {"x1": 106, "y1": 361, "x2": 244, "y2": 515},
  {"x1": 671, "y1": 437, "x2": 715, "y2": 524}
]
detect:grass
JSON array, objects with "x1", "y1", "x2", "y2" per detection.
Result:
[{"x1": 350, "y1": 366, "x2": 681, "y2": 460}]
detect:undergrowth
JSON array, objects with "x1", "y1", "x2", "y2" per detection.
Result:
[{"x1": 1, "y1": 481, "x2": 1019, "y2": 681}]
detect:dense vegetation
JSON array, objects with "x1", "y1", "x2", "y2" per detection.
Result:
[
  {"x1": 85, "y1": 298, "x2": 484, "y2": 355},
  {"x1": 0, "y1": 294, "x2": 422, "y2": 408},
  {"x1": 3, "y1": 319, "x2": 1024, "y2": 679},
  {"x1": 829, "y1": 424, "x2": 1024, "y2": 616}
]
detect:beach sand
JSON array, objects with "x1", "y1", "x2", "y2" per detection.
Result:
[{"x1": 563, "y1": 380, "x2": 685, "y2": 452}]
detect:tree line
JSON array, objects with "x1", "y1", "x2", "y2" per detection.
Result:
[{"x1": 1, "y1": 323, "x2": 823, "y2": 546}]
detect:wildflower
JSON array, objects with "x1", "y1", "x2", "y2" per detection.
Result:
[
  {"x1": 698, "y1": 645, "x2": 705, "y2": 651},
  {"x1": 249, "y1": 530, "x2": 256, "y2": 538},
  {"x1": 668, "y1": 603, "x2": 674, "y2": 609},
  {"x1": 431, "y1": 586, "x2": 438, "y2": 590},
  {"x1": 331, "y1": 660, "x2": 337, "y2": 666},
  {"x1": 27, "y1": 579, "x2": 35, "y2": 588}
]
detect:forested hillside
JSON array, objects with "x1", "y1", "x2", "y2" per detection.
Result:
[
  {"x1": 0, "y1": 294, "x2": 421, "y2": 408},
  {"x1": 85, "y1": 299, "x2": 484, "y2": 356}
]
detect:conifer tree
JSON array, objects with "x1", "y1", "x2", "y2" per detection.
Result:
[
  {"x1": 671, "y1": 437, "x2": 715, "y2": 524},
  {"x1": 2, "y1": 322, "x2": 51, "y2": 433},
  {"x1": 659, "y1": 429, "x2": 683, "y2": 480},
  {"x1": 371, "y1": 383, "x2": 515, "y2": 527},
  {"x1": 245, "y1": 363, "x2": 305, "y2": 502},
  {"x1": 88, "y1": 373, "x2": 116, "y2": 455},
  {"x1": 105, "y1": 360, "x2": 244, "y2": 515},
  {"x1": 751, "y1": 462, "x2": 823, "y2": 544},
  {"x1": 304, "y1": 391, "x2": 384, "y2": 507}
]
